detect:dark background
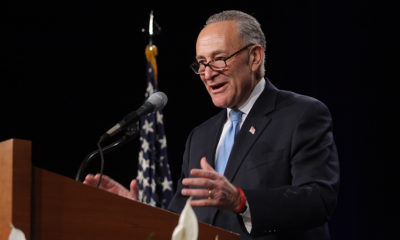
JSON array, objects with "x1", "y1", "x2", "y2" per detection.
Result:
[{"x1": 2, "y1": 0, "x2": 387, "y2": 239}]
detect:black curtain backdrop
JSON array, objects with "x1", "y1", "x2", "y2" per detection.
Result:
[{"x1": 2, "y1": 1, "x2": 386, "y2": 239}]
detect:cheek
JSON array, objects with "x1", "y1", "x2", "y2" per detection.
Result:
[
  {"x1": 199, "y1": 76, "x2": 209, "y2": 88},
  {"x1": 199, "y1": 75, "x2": 205, "y2": 83},
  {"x1": 230, "y1": 78, "x2": 242, "y2": 94}
]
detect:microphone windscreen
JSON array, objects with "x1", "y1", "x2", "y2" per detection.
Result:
[{"x1": 148, "y1": 91, "x2": 168, "y2": 111}]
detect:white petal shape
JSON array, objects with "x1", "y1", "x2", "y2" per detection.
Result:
[
  {"x1": 171, "y1": 197, "x2": 198, "y2": 240},
  {"x1": 9, "y1": 224, "x2": 26, "y2": 240}
]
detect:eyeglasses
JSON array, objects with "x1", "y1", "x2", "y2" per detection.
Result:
[{"x1": 190, "y1": 43, "x2": 254, "y2": 75}]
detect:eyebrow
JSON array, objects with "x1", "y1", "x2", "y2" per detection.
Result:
[{"x1": 196, "y1": 50, "x2": 228, "y2": 60}]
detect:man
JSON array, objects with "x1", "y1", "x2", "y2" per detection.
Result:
[{"x1": 85, "y1": 10, "x2": 339, "y2": 240}]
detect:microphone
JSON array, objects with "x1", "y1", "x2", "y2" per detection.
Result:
[{"x1": 101, "y1": 91, "x2": 168, "y2": 141}]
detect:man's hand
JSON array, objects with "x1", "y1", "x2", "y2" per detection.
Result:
[
  {"x1": 83, "y1": 174, "x2": 138, "y2": 200},
  {"x1": 181, "y1": 157, "x2": 241, "y2": 212}
]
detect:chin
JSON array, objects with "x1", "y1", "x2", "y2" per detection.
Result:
[
  {"x1": 211, "y1": 97, "x2": 230, "y2": 109},
  {"x1": 208, "y1": 89, "x2": 235, "y2": 108}
]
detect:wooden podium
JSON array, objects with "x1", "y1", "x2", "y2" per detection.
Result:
[{"x1": 0, "y1": 139, "x2": 240, "y2": 240}]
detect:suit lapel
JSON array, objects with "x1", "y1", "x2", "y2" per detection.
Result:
[
  {"x1": 223, "y1": 80, "x2": 278, "y2": 182},
  {"x1": 194, "y1": 110, "x2": 226, "y2": 224},
  {"x1": 205, "y1": 110, "x2": 227, "y2": 169}
]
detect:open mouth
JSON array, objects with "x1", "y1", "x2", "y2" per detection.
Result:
[{"x1": 211, "y1": 82, "x2": 227, "y2": 91}]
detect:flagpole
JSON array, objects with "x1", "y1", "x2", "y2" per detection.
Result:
[
  {"x1": 145, "y1": 10, "x2": 159, "y2": 85},
  {"x1": 138, "y1": 11, "x2": 174, "y2": 208}
]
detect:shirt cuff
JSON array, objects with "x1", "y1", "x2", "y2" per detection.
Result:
[{"x1": 239, "y1": 200, "x2": 252, "y2": 233}]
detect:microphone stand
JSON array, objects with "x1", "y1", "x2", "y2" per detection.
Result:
[{"x1": 75, "y1": 122, "x2": 139, "y2": 183}]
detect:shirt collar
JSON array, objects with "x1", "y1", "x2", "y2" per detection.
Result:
[{"x1": 227, "y1": 77, "x2": 266, "y2": 120}]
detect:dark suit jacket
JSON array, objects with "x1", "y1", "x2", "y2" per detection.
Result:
[{"x1": 169, "y1": 79, "x2": 340, "y2": 240}]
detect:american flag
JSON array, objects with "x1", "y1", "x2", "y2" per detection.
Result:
[{"x1": 137, "y1": 44, "x2": 174, "y2": 208}]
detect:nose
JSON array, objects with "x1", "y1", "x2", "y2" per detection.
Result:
[{"x1": 203, "y1": 65, "x2": 219, "y2": 80}]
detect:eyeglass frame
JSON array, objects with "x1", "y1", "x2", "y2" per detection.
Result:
[{"x1": 190, "y1": 43, "x2": 255, "y2": 75}]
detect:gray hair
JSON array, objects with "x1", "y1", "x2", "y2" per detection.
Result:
[{"x1": 205, "y1": 10, "x2": 266, "y2": 77}]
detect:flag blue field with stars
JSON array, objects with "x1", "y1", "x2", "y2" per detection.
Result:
[{"x1": 137, "y1": 44, "x2": 174, "y2": 208}]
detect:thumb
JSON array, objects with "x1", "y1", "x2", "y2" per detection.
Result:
[
  {"x1": 200, "y1": 157, "x2": 214, "y2": 171},
  {"x1": 130, "y1": 179, "x2": 139, "y2": 200}
]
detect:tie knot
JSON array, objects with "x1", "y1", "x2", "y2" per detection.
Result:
[{"x1": 229, "y1": 109, "x2": 242, "y2": 123}]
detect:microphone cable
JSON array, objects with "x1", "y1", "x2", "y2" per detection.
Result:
[
  {"x1": 95, "y1": 137, "x2": 105, "y2": 188},
  {"x1": 75, "y1": 122, "x2": 139, "y2": 184}
]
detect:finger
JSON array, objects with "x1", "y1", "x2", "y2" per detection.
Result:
[
  {"x1": 190, "y1": 169, "x2": 218, "y2": 180},
  {"x1": 200, "y1": 157, "x2": 214, "y2": 171},
  {"x1": 83, "y1": 174, "x2": 97, "y2": 185},
  {"x1": 89, "y1": 174, "x2": 114, "y2": 189},
  {"x1": 182, "y1": 177, "x2": 214, "y2": 189},
  {"x1": 130, "y1": 179, "x2": 138, "y2": 192},
  {"x1": 130, "y1": 179, "x2": 139, "y2": 200},
  {"x1": 84, "y1": 174, "x2": 94, "y2": 181},
  {"x1": 94, "y1": 173, "x2": 109, "y2": 180},
  {"x1": 181, "y1": 188, "x2": 209, "y2": 198},
  {"x1": 93, "y1": 174, "x2": 112, "y2": 184}
]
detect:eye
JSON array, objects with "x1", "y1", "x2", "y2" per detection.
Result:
[{"x1": 213, "y1": 57, "x2": 226, "y2": 61}]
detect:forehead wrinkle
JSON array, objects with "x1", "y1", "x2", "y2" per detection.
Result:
[
  {"x1": 196, "y1": 49, "x2": 227, "y2": 60},
  {"x1": 196, "y1": 35, "x2": 230, "y2": 61}
]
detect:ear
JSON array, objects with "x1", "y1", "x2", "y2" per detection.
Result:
[{"x1": 249, "y1": 45, "x2": 264, "y2": 72}]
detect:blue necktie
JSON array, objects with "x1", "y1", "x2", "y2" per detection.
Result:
[{"x1": 216, "y1": 109, "x2": 243, "y2": 175}]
